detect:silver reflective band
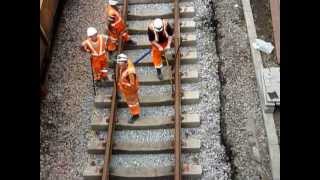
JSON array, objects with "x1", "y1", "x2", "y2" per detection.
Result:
[{"x1": 128, "y1": 102, "x2": 139, "y2": 107}]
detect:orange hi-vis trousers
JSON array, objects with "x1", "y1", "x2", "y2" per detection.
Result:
[
  {"x1": 122, "y1": 92, "x2": 140, "y2": 116},
  {"x1": 107, "y1": 21, "x2": 130, "y2": 52},
  {"x1": 118, "y1": 84, "x2": 140, "y2": 116},
  {"x1": 118, "y1": 63, "x2": 140, "y2": 116},
  {"x1": 151, "y1": 41, "x2": 168, "y2": 69},
  {"x1": 91, "y1": 54, "x2": 108, "y2": 81},
  {"x1": 118, "y1": 77, "x2": 140, "y2": 115}
]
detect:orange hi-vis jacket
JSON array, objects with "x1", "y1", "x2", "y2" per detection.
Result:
[
  {"x1": 105, "y1": 4, "x2": 130, "y2": 51},
  {"x1": 82, "y1": 34, "x2": 108, "y2": 80},
  {"x1": 118, "y1": 59, "x2": 140, "y2": 116}
]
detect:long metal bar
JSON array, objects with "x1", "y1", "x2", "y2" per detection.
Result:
[
  {"x1": 101, "y1": 0, "x2": 128, "y2": 179},
  {"x1": 173, "y1": 0, "x2": 182, "y2": 179},
  {"x1": 269, "y1": 0, "x2": 280, "y2": 64}
]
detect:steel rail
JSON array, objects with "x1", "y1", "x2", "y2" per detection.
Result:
[
  {"x1": 101, "y1": 0, "x2": 129, "y2": 179},
  {"x1": 173, "y1": 0, "x2": 182, "y2": 179}
]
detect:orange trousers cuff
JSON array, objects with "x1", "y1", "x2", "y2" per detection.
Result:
[{"x1": 151, "y1": 41, "x2": 168, "y2": 69}]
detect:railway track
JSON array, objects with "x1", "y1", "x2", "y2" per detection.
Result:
[{"x1": 83, "y1": 0, "x2": 201, "y2": 179}]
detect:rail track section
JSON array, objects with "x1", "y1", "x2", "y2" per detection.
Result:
[{"x1": 83, "y1": 0, "x2": 201, "y2": 179}]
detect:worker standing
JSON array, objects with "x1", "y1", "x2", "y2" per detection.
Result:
[
  {"x1": 81, "y1": 27, "x2": 109, "y2": 82},
  {"x1": 147, "y1": 18, "x2": 174, "y2": 80},
  {"x1": 105, "y1": 0, "x2": 136, "y2": 52},
  {"x1": 117, "y1": 53, "x2": 140, "y2": 123}
]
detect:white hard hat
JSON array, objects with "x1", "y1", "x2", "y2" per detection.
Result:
[
  {"x1": 117, "y1": 53, "x2": 128, "y2": 63},
  {"x1": 109, "y1": 0, "x2": 118, "y2": 5},
  {"x1": 153, "y1": 18, "x2": 163, "y2": 32},
  {"x1": 87, "y1": 27, "x2": 97, "y2": 37}
]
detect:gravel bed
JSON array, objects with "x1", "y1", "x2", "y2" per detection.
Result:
[
  {"x1": 93, "y1": 104, "x2": 200, "y2": 123},
  {"x1": 96, "y1": 82, "x2": 198, "y2": 98},
  {"x1": 118, "y1": 105, "x2": 174, "y2": 119},
  {"x1": 138, "y1": 83, "x2": 199, "y2": 96},
  {"x1": 95, "y1": 128, "x2": 197, "y2": 145},
  {"x1": 130, "y1": 32, "x2": 194, "y2": 46},
  {"x1": 93, "y1": 105, "x2": 176, "y2": 121},
  {"x1": 91, "y1": 154, "x2": 174, "y2": 169},
  {"x1": 213, "y1": 0, "x2": 272, "y2": 178},
  {"x1": 90, "y1": 152, "x2": 202, "y2": 170},
  {"x1": 128, "y1": 1, "x2": 193, "y2": 16},
  {"x1": 134, "y1": 64, "x2": 199, "y2": 76},
  {"x1": 127, "y1": 18, "x2": 194, "y2": 33},
  {"x1": 183, "y1": 0, "x2": 233, "y2": 179},
  {"x1": 40, "y1": 0, "x2": 107, "y2": 179}
]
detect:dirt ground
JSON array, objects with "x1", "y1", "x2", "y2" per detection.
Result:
[
  {"x1": 250, "y1": 0, "x2": 280, "y2": 144},
  {"x1": 250, "y1": 0, "x2": 278, "y2": 68},
  {"x1": 213, "y1": 0, "x2": 275, "y2": 179}
]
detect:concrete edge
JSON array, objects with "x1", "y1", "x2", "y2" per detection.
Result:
[{"x1": 241, "y1": 0, "x2": 280, "y2": 179}]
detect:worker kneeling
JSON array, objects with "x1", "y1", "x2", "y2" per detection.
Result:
[
  {"x1": 105, "y1": 0, "x2": 136, "y2": 52},
  {"x1": 117, "y1": 53, "x2": 140, "y2": 123},
  {"x1": 148, "y1": 18, "x2": 173, "y2": 80},
  {"x1": 81, "y1": 27, "x2": 109, "y2": 81}
]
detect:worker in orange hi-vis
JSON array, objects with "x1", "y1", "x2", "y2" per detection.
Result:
[
  {"x1": 81, "y1": 27, "x2": 109, "y2": 82},
  {"x1": 148, "y1": 18, "x2": 174, "y2": 80},
  {"x1": 105, "y1": 0, "x2": 136, "y2": 53},
  {"x1": 117, "y1": 53, "x2": 140, "y2": 123}
]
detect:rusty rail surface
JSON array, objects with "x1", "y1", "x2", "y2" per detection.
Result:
[
  {"x1": 101, "y1": 0, "x2": 128, "y2": 179},
  {"x1": 173, "y1": 0, "x2": 182, "y2": 179},
  {"x1": 270, "y1": 0, "x2": 280, "y2": 64}
]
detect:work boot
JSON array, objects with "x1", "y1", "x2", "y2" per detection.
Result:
[
  {"x1": 156, "y1": 68, "x2": 163, "y2": 80},
  {"x1": 116, "y1": 93, "x2": 121, "y2": 100},
  {"x1": 126, "y1": 39, "x2": 137, "y2": 46},
  {"x1": 157, "y1": 73, "x2": 163, "y2": 81},
  {"x1": 95, "y1": 79, "x2": 102, "y2": 86},
  {"x1": 100, "y1": 77, "x2": 108, "y2": 85},
  {"x1": 128, "y1": 114, "x2": 139, "y2": 124},
  {"x1": 108, "y1": 50, "x2": 113, "y2": 56}
]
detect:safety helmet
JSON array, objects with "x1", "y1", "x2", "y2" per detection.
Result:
[
  {"x1": 87, "y1": 27, "x2": 97, "y2": 37},
  {"x1": 153, "y1": 18, "x2": 163, "y2": 32},
  {"x1": 109, "y1": 0, "x2": 118, "y2": 5},
  {"x1": 117, "y1": 53, "x2": 128, "y2": 63}
]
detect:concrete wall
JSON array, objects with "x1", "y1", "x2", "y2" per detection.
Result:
[{"x1": 40, "y1": 35, "x2": 46, "y2": 77}]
